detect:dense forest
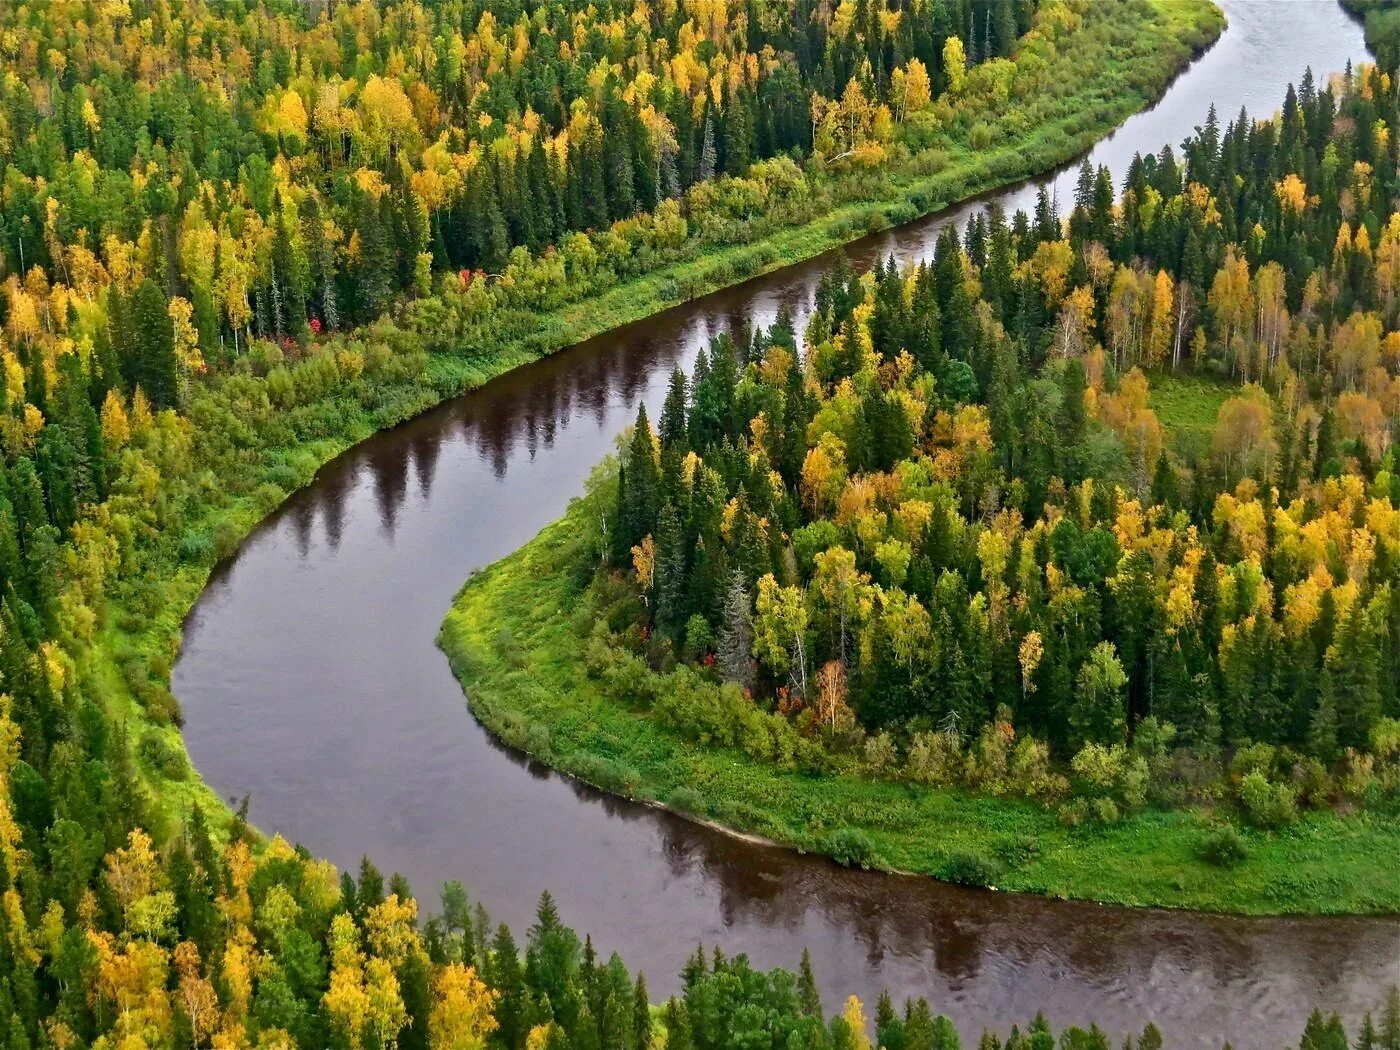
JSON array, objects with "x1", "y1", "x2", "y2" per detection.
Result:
[
  {"x1": 0, "y1": 0, "x2": 1261, "y2": 1041},
  {"x1": 594, "y1": 64, "x2": 1400, "y2": 832},
  {"x1": 0, "y1": 0, "x2": 1030, "y2": 367}
]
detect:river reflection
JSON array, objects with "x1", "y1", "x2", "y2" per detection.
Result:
[{"x1": 175, "y1": 2, "x2": 1397, "y2": 1046}]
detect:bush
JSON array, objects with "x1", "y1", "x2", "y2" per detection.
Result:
[
  {"x1": 940, "y1": 849, "x2": 1003, "y2": 887},
  {"x1": 1005, "y1": 735, "x2": 1068, "y2": 802},
  {"x1": 1196, "y1": 826, "x2": 1249, "y2": 868},
  {"x1": 666, "y1": 786, "x2": 706, "y2": 816},
  {"x1": 1238, "y1": 771, "x2": 1298, "y2": 828},
  {"x1": 1057, "y1": 798, "x2": 1089, "y2": 827},
  {"x1": 1090, "y1": 797, "x2": 1121, "y2": 824},
  {"x1": 1290, "y1": 757, "x2": 1332, "y2": 808},
  {"x1": 968, "y1": 121, "x2": 996, "y2": 149},
  {"x1": 492, "y1": 711, "x2": 545, "y2": 755},
  {"x1": 569, "y1": 753, "x2": 642, "y2": 797},
  {"x1": 863, "y1": 732, "x2": 898, "y2": 776},
  {"x1": 822, "y1": 827, "x2": 880, "y2": 869},
  {"x1": 139, "y1": 732, "x2": 188, "y2": 780},
  {"x1": 178, "y1": 530, "x2": 215, "y2": 564},
  {"x1": 521, "y1": 722, "x2": 552, "y2": 758},
  {"x1": 906, "y1": 730, "x2": 962, "y2": 786},
  {"x1": 682, "y1": 615, "x2": 715, "y2": 662},
  {"x1": 996, "y1": 835, "x2": 1041, "y2": 867},
  {"x1": 598, "y1": 646, "x2": 661, "y2": 707},
  {"x1": 1070, "y1": 742, "x2": 1148, "y2": 808},
  {"x1": 1230, "y1": 742, "x2": 1277, "y2": 778},
  {"x1": 211, "y1": 518, "x2": 244, "y2": 559}
]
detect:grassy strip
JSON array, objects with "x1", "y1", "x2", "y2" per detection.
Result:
[
  {"x1": 1148, "y1": 372, "x2": 1234, "y2": 458},
  {"x1": 103, "y1": 0, "x2": 1223, "y2": 839},
  {"x1": 439, "y1": 495, "x2": 1400, "y2": 916}
]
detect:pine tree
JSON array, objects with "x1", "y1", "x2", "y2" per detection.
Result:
[
  {"x1": 717, "y1": 570, "x2": 755, "y2": 691},
  {"x1": 616, "y1": 405, "x2": 662, "y2": 561},
  {"x1": 1325, "y1": 605, "x2": 1382, "y2": 749},
  {"x1": 487, "y1": 924, "x2": 525, "y2": 1050},
  {"x1": 355, "y1": 191, "x2": 396, "y2": 319},
  {"x1": 722, "y1": 90, "x2": 751, "y2": 176},
  {"x1": 127, "y1": 278, "x2": 180, "y2": 409},
  {"x1": 632, "y1": 974, "x2": 651, "y2": 1050},
  {"x1": 1306, "y1": 681, "x2": 1340, "y2": 764},
  {"x1": 653, "y1": 502, "x2": 688, "y2": 638},
  {"x1": 876, "y1": 991, "x2": 906, "y2": 1050},
  {"x1": 659, "y1": 368, "x2": 688, "y2": 452},
  {"x1": 697, "y1": 109, "x2": 717, "y2": 183},
  {"x1": 798, "y1": 948, "x2": 822, "y2": 1019}
]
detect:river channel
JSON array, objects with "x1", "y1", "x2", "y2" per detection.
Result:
[{"x1": 173, "y1": 3, "x2": 1398, "y2": 1044}]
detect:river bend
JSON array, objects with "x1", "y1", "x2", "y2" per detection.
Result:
[{"x1": 174, "y1": 3, "x2": 1399, "y2": 1045}]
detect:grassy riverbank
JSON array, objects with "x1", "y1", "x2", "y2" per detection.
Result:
[
  {"x1": 91, "y1": 0, "x2": 1223, "y2": 839},
  {"x1": 439, "y1": 493, "x2": 1400, "y2": 916}
]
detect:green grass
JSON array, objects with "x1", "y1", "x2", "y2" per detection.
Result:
[
  {"x1": 1150, "y1": 371, "x2": 1233, "y2": 459},
  {"x1": 439, "y1": 496, "x2": 1400, "y2": 916}
]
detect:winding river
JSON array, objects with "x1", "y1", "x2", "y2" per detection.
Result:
[{"x1": 174, "y1": 3, "x2": 1399, "y2": 1045}]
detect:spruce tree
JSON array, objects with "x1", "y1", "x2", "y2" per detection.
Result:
[
  {"x1": 653, "y1": 502, "x2": 688, "y2": 638},
  {"x1": 127, "y1": 278, "x2": 180, "y2": 409},
  {"x1": 697, "y1": 109, "x2": 717, "y2": 183},
  {"x1": 717, "y1": 570, "x2": 755, "y2": 691},
  {"x1": 798, "y1": 948, "x2": 822, "y2": 1019},
  {"x1": 616, "y1": 405, "x2": 662, "y2": 562}
]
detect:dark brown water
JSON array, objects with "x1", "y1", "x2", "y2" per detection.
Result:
[{"x1": 174, "y1": 4, "x2": 1398, "y2": 1045}]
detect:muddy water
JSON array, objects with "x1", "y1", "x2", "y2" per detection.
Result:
[{"x1": 174, "y1": 3, "x2": 1398, "y2": 1044}]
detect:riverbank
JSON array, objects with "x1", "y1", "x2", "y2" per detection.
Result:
[
  {"x1": 94, "y1": 0, "x2": 1223, "y2": 841},
  {"x1": 438, "y1": 492, "x2": 1400, "y2": 916}
]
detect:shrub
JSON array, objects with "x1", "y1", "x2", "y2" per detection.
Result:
[
  {"x1": 1238, "y1": 771, "x2": 1298, "y2": 828},
  {"x1": 968, "y1": 121, "x2": 995, "y2": 149},
  {"x1": 906, "y1": 730, "x2": 962, "y2": 786},
  {"x1": 682, "y1": 615, "x2": 715, "y2": 662},
  {"x1": 940, "y1": 849, "x2": 1003, "y2": 887},
  {"x1": 1005, "y1": 735, "x2": 1068, "y2": 801},
  {"x1": 178, "y1": 530, "x2": 215, "y2": 564},
  {"x1": 1289, "y1": 757, "x2": 1332, "y2": 808},
  {"x1": 598, "y1": 646, "x2": 661, "y2": 707},
  {"x1": 666, "y1": 787, "x2": 706, "y2": 816},
  {"x1": 1070, "y1": 742, "x2": 1148, "y2": 808},
  {"x1": 822, "y1": 827, "x2": 880, "y2": 869},
  {"x1": 1090, "y1": 797, "x2": 1120, "y2": 824},
  {"x1": 1340, "y1": 749, "x2": 1377, "y2": 799},
  {"x1": 996, "y1": 835, "x2": 1041, "y2": 867},
  {"x1": 1230, "y1": 742, "x2": 1277, "y2": 778},
  {"x1": 139, "y1": 732, "x2": 188, "y2": 780},
  {"x1": 1196, "y1": 826, "x2": 1249, "y2": 868},
  {"x1": 863, "y1": 732, "x2": 898, "y2": 776},
  {"x1": 1057, "y1": 798, "x2": 1090, "y2": 827},
  {"x1": 211, "y1": 518, "x2": 244, "y2": 559},
  {"x1": 492, "y1": 711, "x2": 533, "y2": 752},
  {"x1": 521, "y1": 722, "x2": 552, "y2": 758},
  {"x1": 144, "y1": 689, "x2": 183, "y2": 728},
  {"x1": 569, "y1": 754, "x2": 642, "y2": 797},
  {"x1": 1371, "y1": 717, "x2": 1400, "y2": 761},
  {"x1": 962, "y1": 722, "x2": 1012, "y2": 792}
]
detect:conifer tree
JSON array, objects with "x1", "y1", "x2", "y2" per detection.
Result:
[{"x1": 717, "y1": 570, "x2": 755, "y2": 691}]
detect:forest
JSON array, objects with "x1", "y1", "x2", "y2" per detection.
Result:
[
  {"x1": 0, "y1": 0, "x2": 1034, "y2": 362},
  {"x1": 0, "y1": 0, "x2": 1272, "y2": 1042},
  {"x1": 443, "y1": 63, "x2": 1400, "y2": 905}
]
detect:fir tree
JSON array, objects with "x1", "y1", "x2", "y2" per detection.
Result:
[{"x1": 717, "y1": 570, "x2": 755, "y2": 691}]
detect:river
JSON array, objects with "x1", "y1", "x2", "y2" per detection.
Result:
[{"x1": 172, "y1": 2, "x2": 1398, "y2": 1045}]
